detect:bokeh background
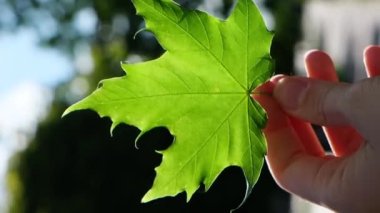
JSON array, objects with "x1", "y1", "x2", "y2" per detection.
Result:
[{"x1": 0, "y1": 0, "x2": 379, "y2": 212}]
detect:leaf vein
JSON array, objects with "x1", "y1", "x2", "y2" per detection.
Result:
[
  {"x1": 140, "y1": 0, "x2": 245, "y2": 90},
  {"x1": 246, "y1": 0, "x2": 250, "y2": 88},
  {"x1": 94, "y1": 93, "x2": 245, "y2": 104},
  {"x1": 157, "y1": 96, "x2": 246, "y2": 189},
  {"x1": 194, "y1": 12, "x2": 210, "y2": 49}
]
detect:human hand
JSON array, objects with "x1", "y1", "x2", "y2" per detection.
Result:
[{"x1": 253, "y1": 46, "x2": 380, "y2": 212}]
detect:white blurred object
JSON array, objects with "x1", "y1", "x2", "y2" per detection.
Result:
[
  {"x1": 295, "y1": 0, "x2": 380, "y2": 81},
  {"x1": 0, "y1": 83, "x2": 52, "y2": 210},
  {"x1": 291, "y1": 196, "x2": 334, "y2": 213},
  {"x1": 198, "y1": 0, "x2": 224, "y2": 17},
  {"x1": 0, "y1": 83, "x2": 52, "y2": 138},
  {"x1": 198, "y1": 0, "x2": 274, "y2": 30}
]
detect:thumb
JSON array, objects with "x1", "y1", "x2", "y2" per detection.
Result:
[
  {"x1": 273, "y1": 77, "x2": 350, "y2": 125},
  {"x1": 273, "y1": 77, "x2": 380, "y2": 142}
]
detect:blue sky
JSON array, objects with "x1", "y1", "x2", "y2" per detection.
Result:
[
  {"x1": 0, "y1": 28, "x2": 73, "y2": 210},
  {"x1": 0, "y1": 28, "x2": 72, "y2": 98}
]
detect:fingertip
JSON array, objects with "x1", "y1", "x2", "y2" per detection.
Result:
[
  {"x1": 364, "y1": 45, "x2": 380, "y2": 77},
  {"x1": 270, "y1": 74, "x2": 287, "y2": 84},
  {"x1": 253, "y1": 80, "x2": 274, "y2": 93},
  {"x1": 252, "y1": 81, "x2": 274, "y2": 113},
  {"x1": 252, "y1": 75, "x2": 288, "y2": 99},
  {"x1": 252, "y1": 84, "x2": 293, "y2": 132},
  {"x1": 273, "y1": 77, "x2": 309, "y2": 111},
  {"x1": 252, "y1": 76, "x2": 288, "y2": 117},
  {"x1": 304, "y1": 49, "x2": 323, "y2": 60},
  {"x1": 304, "y1": 50, "x2": 338, "y2": 81},
  {"x1": 304, "y1": 49, "x2": 332, "y2": 65},
  {"x1": 364, "y1": 45, "x2": 380, "y2": 57},
  {"x1": 252, "y1": 79, "x2": 276, "y2": 103}
]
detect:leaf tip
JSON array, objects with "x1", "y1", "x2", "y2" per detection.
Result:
[
  {"x1": 133, "y1": 28, "x2": 146, "y2": 40},
  {"x1": 110, "y1": 122, "x2": 120, "y2": 137},
  {"x1": 134, "y1": 130, "x2": 147, "y2": 149},
  {"x1": 61, "y1": 100, "x2": 91, "y2": 119},
  {"x1": 61, "y1": 109, "x2": 70, "y2": 118},
  {"x1": 61, "y1": 105, "x2": 76, "y2": 118},
  {"x1": 141, "y1": 190, "x2": 156, "y2": 203},
  {"x1": 141, "y1": 196, "x2": 150, "y2": 203},
  {"x1": 185, "y1": 194, "x2": 192, "y2": 203}
]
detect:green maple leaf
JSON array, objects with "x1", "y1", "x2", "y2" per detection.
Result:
[{"x1": 64, "y1": 0, "x2": 273, "y2": 207}]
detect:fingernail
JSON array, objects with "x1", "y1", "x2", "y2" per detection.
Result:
[
  {"x1": 270, "y1": 74, "x2": 286, "y2": 84},
  {"x1": 275, "y1": 78, "x2": 309, "y2": 110}
]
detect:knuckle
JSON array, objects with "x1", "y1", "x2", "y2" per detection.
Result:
[
  {"x1": 345, "y1": 83, "x2": 364, "y2": 105},
  {"x1": 344, "y1": 80, "x2": 372, "y2": 112},
  {"x1": 317, "y1": 87, "x2": 331, "y2": 124},
  {"x1": 343, "y1": 78, "x2": 380, "y2": 122},
  {"x1": 345, "y1": 77, "x2": 380, "y2": 102},
  {"x1": 300, "y1": 82, "x2": 332, "y2": 124},
  {"x1": 342, "y1": 83, "x2": 365, "y2": 123},
  {"x1": 306, "y1": 85, "x2": 331, "y2": 124}
]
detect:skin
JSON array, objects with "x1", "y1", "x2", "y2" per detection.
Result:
[{"x1": 252, "y1": 45, "x2": 380, "y2": 212}]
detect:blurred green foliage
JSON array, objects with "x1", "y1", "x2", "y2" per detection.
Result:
[{"x1": 2, "y1": 0, "x2": 303, "y2": 212}]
